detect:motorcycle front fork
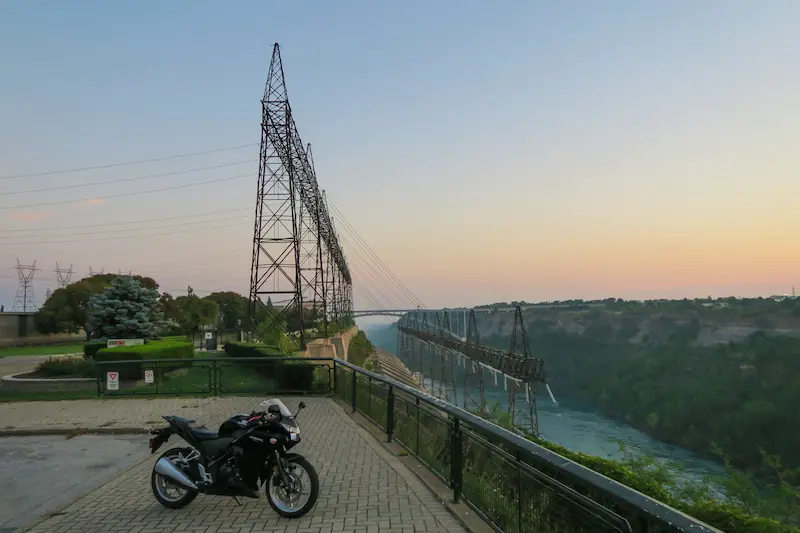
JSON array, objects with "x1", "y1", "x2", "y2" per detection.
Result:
[{"x1": 272, "y1": 450, "x2": 292, "y2": 487}]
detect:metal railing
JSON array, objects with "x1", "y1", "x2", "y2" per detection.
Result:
[
  {"x1": 91, "y1": 355, "x2": 720, "y2": 533},
  {"x1": 332, "y1": 359, "x2": 722, "y2": 533},
  {"x1": 93, "y1": 356, "x2": 333, "y2": 397}
]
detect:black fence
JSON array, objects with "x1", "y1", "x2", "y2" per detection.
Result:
[
  {"x1": 93, "y1": 357, "x2": 333, "y2": 397},
  {"x1": 92, "y1": 356, "x2": 720, "y2": 533}
]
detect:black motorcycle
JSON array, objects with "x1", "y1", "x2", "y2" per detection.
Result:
[{"x1": 148, "y1": 398, "x2": 319, "y2": 518}]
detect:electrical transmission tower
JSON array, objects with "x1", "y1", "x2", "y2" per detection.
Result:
[
  {"x1": 12, "y1": 259, "x2": 40, "y2": 312},
  {"x1": 89, "y1": 266, "x2": 104, "y2": 276},
  {"x1": 54, "y1": 263, "x2": 74, "y2": 288},
  {"x1": 433, "y1": 311, "x2": 458, "y2": 403},
  {"x1": 462, "y1": 309, "x2": 487, "y2": 415},
  {"x1": 248, "y1": 42, "x2": 353, "y2": 349},
  {"x1": 506, "y1": 306, "x2": 543, "y2": 436},
  {"x1": 398, "y1": 305, "x2": 547, "y2": 437}
]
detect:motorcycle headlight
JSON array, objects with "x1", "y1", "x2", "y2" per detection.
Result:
[{"x1": 281, "y1": 421, "x2": 300, "y2": 441}]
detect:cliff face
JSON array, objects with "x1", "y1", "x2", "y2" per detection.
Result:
[{"x1": 475, "y1": 307, "x2": 800, "y2": 347}]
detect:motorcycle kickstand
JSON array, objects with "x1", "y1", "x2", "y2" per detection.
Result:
[{"x1": 232, "y1": 496, "x2": 242, "y2": 506}]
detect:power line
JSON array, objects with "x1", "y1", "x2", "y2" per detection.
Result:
[
  {"x1": 0, "y1": 160, "x2": 255, "y2": 197},
  {"x1": 0, "y1": 214, "x2": 250, "y2": 240},
  {"x1": 0, "y1": 143, "x2": 257, "y2": 181},
  {"x1": 0, "y1": 207, "x2": 251, "y2": 233},
  {"x1": 0, "y1": 220, "x2": 249, "y2": 246},
  {"x1": 0, "y1": 173, "x2": 251, "y2": 211},
  {"x1": 328, "y1": 201, "x2": 425, "y2": 308}
]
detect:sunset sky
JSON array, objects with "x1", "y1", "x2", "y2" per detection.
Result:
[{"x1": 1, "y1": 0, "x2": 799, "y2": 311}]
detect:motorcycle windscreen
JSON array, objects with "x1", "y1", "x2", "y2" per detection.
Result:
[{"x1": 258, "y1": 398, "x2": 293, "y2": 418}]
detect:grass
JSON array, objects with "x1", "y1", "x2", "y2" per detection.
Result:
[
  {"x1": 0, "y1": 390, "x2": 98, "y2": 402},
  {"x1": 0, "y1": 353, "x2": 333, "y2": 402},
  {"x1": 0, "y1": 343, "x2": 85, "y2": 358}
]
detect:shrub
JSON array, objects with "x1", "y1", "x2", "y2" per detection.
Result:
[
  {"x1": 224, "y1": 341, "x2": 313, "y2": 391},
  {"x1": 35, "y1": 357, "x2": 97, "y2": 378},
  {"x1": 94, "y1": 340, "x2": 194, "y2": 380},
  {"x1": 83, "y1": 340, "x2": 107, "y2": 359},
  {"x1": 348, "y1": 331, "x2": 374, "y2": 367}
]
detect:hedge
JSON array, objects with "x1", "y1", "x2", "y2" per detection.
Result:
[
  {"x1": 224, "y1": 341, "x2": 313, "y2": 391},
  {"x1": 83, "y1": 340, "x2": 107, "y2": 359},
  {"x1": 94, "y1": 340, "x2": 194, "y2": 380}
]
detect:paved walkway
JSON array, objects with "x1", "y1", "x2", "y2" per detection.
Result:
[
  {"x1": 1, "y1": 397, "x2": 467, "y2": 533},
  {"x1": 0, "y1": 353, "x2": 81, "y2": 378}
]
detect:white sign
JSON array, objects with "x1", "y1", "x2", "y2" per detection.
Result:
[
  {"x1": 205, "y1": 332, "x2": 213, "y2": 340},
  {"x1": 144, "y1": 370, "x2": 154, "y2": 384},
  {"x1": 107, "y1": 339, "x2": 144, "y2": 348},
  {"x1": 106, "y1": 371, "x2": 119, "y2": 391}
]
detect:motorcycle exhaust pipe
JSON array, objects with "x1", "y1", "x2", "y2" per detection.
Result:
[{"x1": 154, "y1": 458, "x2": 199, "y2": 490}]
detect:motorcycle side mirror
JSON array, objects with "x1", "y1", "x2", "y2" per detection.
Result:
[{"x1": 298, "y1": 401, "x2": 306, "y2": 409}]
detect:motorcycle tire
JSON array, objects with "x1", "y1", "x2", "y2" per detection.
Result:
[
  {"x1": 151, "y1": 447, "x2": 199, "y2": 509},
  {"x1": 265, "y1": 455, "x2": 320, "y2": 518}
]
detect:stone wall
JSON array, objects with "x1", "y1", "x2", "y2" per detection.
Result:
[
  {"x1": 300, "y1": 326, "x2": 359, "y2": 363},
  {"x1": 0, "y1": 312, "x2": 83, "y2": 348}
]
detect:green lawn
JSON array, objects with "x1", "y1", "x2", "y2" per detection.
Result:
[
  {"x1": 0, "y1": 390, "x2": 97, "y2": 403},
  {"x1": 0, "y1": 343, "x2": 85, "y2": 358}
]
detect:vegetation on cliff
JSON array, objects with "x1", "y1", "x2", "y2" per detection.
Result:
[
  {"x1": 348, "y1": 330, "x2": 374, "y2": 367},
  {"x1": 481, "y1": 325, "x2": 800, "y2": 483}
]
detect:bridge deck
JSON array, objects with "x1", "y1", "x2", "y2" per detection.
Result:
[{"x1": 10, "y1": 397, "x2": 467, "y2": 533}]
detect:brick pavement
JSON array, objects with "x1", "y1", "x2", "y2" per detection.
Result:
[{"x1": 8, "y1": 397, "x2": 468, "y2": 533}]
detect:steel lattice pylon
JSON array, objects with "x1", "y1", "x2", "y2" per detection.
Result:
[
  {"x1": 397, "y1": 305, "x2": 546, "y2": 437},
  {"x1": 12, "y1": 259, "x2": 40, "y2": 312},
  {"x1": 462, "y1": 309, "x2": 487, "y2": 415},
  {"x1": 248, "y1": 43, "x2": 353, "y2": 349}
]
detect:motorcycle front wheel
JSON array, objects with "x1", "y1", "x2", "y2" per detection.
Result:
[{"x1": 266, "y1": 455, "x2": 320, "y2": 518}]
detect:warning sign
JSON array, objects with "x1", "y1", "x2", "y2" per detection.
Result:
[
  {"x1": 106, "y1": 371, "x2": 119, "y2": 391},
  {"x1": 144, "y1": 370, "x2": 154, "y2": 384}
]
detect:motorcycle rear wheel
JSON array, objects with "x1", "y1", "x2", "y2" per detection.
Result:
[
  {"x1": 151, "y1": 447, "x2": 199, "y2": 509},
  {"x1": 266, "y1": 455, "x2": 320, "y2": 518}
]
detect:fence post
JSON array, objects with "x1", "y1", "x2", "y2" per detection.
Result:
[
  {"x1": 386, "y1": 384, "x2": 395, "y2": 443},
  {"x1": 96, "y1": 366, "x2": 102, "y2": 398},
  {"x1": 212, "y1": 359, "x2": 218, "y2": 396},
  {"x1": 350, "y1": 369, "x2": 357, "y2": 413},
  {"x1": 450, "y1": 417, "x2": 463, "y2": 503}
]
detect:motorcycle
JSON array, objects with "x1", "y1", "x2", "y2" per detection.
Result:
[{"x1": 148, "y1": 398, "x2": 320, "y2": 518}]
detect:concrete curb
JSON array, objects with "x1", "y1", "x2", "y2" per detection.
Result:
[{"x1": 0, "y1": 427, "x2": 151, "y2": 437}]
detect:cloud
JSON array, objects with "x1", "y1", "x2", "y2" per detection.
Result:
[
  {"x1": 7, "y1": 211, "x2": 51, "y2": 222},
  {"x1": 85, "y1": 198, "x2": 106, "y2": 206}
]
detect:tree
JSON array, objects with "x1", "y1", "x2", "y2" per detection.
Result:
[
  {"x1": 87, "y1": 276, "x2": 164, "y2": 339},
  {"x1": 204, "y1": 292, "x2": 248, "y2": 331},
  {"x1": 168, "y1": 295, "x2": 219, "y2": 335},
  {"x1": 36, "y1": 273, "x2": 159, "y2": 339}
]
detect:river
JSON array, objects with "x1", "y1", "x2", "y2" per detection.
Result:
[
  {"x1": 366, "y1": 327, "x2": 729, "y2": 492},
  {"x1": 417, "y1": 369, "x2": 729, "y2": 494}
]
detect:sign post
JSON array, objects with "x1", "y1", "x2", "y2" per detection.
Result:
[{"x1": 106, "y1": 371, "x2": 119, "y2": 391}]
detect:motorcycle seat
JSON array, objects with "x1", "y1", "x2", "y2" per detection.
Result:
[{"x1": 189, "y1": 426, "x2": 219, "y2": 440}]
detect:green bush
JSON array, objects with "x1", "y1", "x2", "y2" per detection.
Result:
[
  {"x1": 348, "y1": 331, "x2": 373, "y2": 367},
  {"x1": 94, "y1": 340, "x2": 194, "y2": 380},
  {"x1": 224, "y1": 341, "x2": 282, "y2": 357},
  {"x1": 83, "y1": 340, "x2": 107, "y2": 359},
  {"x1": 35, "y1": 357, "x2": 97, "y2": 378},
  {"x1": 224, "y1": 341, "x2": 313, "y2": 391}
]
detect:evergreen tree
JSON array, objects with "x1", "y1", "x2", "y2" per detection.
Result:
[{"x1": 87, "y1": 276, "x2": 164, "y2": 339}]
